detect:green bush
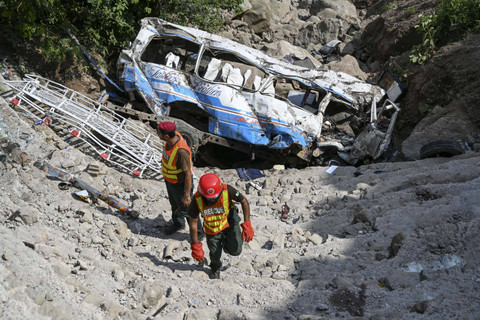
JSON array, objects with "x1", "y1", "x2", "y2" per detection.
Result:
[
  {"x1": 0, "y1": 0, "x2": 242, "y2": 66},
  {"x1": 410, "y1": 0, "x2": 480, "y2": 64}
]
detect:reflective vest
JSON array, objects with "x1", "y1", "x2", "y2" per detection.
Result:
[
  {"x1": 161, "y1": 131, "x2": 192, "y2": 183},
  {"x1": 195, "y1": 183, "x2": 230, "y2": 235}
]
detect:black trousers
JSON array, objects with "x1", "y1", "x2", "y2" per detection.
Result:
[{"x1": 206, "y1": 208, "x2": 243, "y2": 272}]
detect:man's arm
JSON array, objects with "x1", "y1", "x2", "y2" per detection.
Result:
[
  {"x1": 240, "y1": 197, "x2": 250, "y2": 222},
  {"x1": 183, "y1": 168, "x2": 192, "y2": 207},
  {"x1": 189, "y1": 215, "x2": 199, "y2": 243},
  {"x1": 177, "y1": 148, "x2": 192, "y2": 207},
  {"x1": 188, "y1": 200, "x2": 200, "y2": 243},
  {"x1": 234, "y1": 190, "x2": 254, "y2": 242},
  {"x1": 228, "y1": 185, "x2": 250, "y2": 222}
]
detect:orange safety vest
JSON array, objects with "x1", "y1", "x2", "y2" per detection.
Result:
[
  {"x1": 161, "y1": 131, "x2": 192, "y2": 183},
  {"x1": 195, "y1": 183, "x2": 230, "y2": 235}
]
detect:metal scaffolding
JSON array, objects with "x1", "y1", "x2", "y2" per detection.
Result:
[{"x1": 6, "y1": 75, "x2": 164, "y2": 178}]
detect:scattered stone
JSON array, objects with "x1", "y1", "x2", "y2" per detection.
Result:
[
  {"x1": 272, "y1": 233, "x2": 285, "y2": 249},
  {"x1": 389, "y1": 233, "x2": 405, "y2": 258},
  {"x1": 79, "y1": 210, "x2": 94, "y2": 223},
  {"x1": 330, "y1": 277, "x2": 354, "y2": 290},
  {"x1": 112, "y1": 269, "x2": 125, "y2": 281},
  {"x1": 352, "y1": 208, "x2": 375, "y2": 225},
  {"x1": 167, "y1": 286, "x2": 182, "y2": 299},
  {"x1": 141, "y1": 280, "x2": 165, "y2": 309},
  {"x1": 18, "y1": 207, "x2": 39, "y2": 225},
  {"x1": 84, "y1": 292, "x2": 104, "y2": 307},
  {"x1": 329, "y1": 283, "x2": 366, "y2": 317},
  {"x1": 307, "y1": 233, "x2": 324, "y2": 245},
  {"x1": 410, "y1": 300, "x2": 429, "y2": 314},
  {"x1": 298, "y1": 315, "x2": 324, "y2": 320},
  {"x1": 381, "y1": 271, "x2": 420, "y2": 291}
]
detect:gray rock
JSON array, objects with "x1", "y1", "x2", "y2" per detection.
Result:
[
  {"x1": 18, "y1": 207, "x2": 39, "y2": 225},
  {"x1": 242, "y1": 0, "x2": 272, "y2": 34},
  {"x1": 39, "y1": 302, "x2": 70, "y2": 320},
  {"x1": 401, "y1": 111, "x2": 476, "y2": 160},
  {"x1": 330, "y1": 276, "x2": 354, "y2": 290},
  {"x1": 141, "y1": 280, "x2": 165, "y2": 309},
  {"x1": 79, "y1": 210, "x2": 94, "y2": 223},
  {"x1": 191, "y1": 270, "x2": 209, "y2": 281},
  {"x1": 353, "y1": 208, "x2": 375, "y2": 225},
  {"x1": 389, "y1": 233, "x2": 404, "y2": 258},
  {"x1": 167, "y1": 286, "x2": 182, "y2": 299},
  {"x1": 341, "y1": 222, "x2": 364, "y2": 235},
  {"x1": 324, "y1": 54, "x2": 367, "y2": 81},
  {"x1": 382, "y1": 271, "x2": 420, "y2": 291},
  {"x1": 410, "y1": 300, "x2": 429, "y2": 314},
  {"x1": 307, "y1": 233, "x2": 324, "y2": 245},
  {"x1": 2, "y1": 252, "x2": 11, "y2": 260},
  {"x1": 276, "y1": 251, "x2": 295, "y2": 270},
  {"x1": 272, "y1": 233, "x2": 285, "y2": 249},
  {"x1": 101, "y1": 300, "x2": 125, "y2": 319},
  {"x1": 245, "y1": 238, "x2": 261, "y2": 251},
  {"x1": 84, "y1": 291, "x2": 104, "y2": 307},
  {"x1": 298, "y1": 315, "x2": 324, "y2": 320},
  {"x1": 218, "y1": 308, "x2": 245, "y2": 320},
  {"x1": 295, "y1": 19, "x2": 343, "y2": 50},
  {"x1": 112, "y1": 269, "x2": 125, "y2": 281}
]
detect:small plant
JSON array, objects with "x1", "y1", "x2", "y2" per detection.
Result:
[
  {"x1": 384, "y1": 1, "x2": 398, "y2": 12},
  {"x1": 410, "y1": 0, "x2": 480, "y2": 65},
  {"x1": 419, "y1": 103, "x2": 433, "y2": 115},
  {"x1": 405, "y1": 6, "x2": 416, "y2": 17},
  {"x1": 409, "y1": 13, "x2": 438, "y2": 64}
]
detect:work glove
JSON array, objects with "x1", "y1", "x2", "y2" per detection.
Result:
[
  {"x1": 240, "y1": 220, "x2": 254, "y2": 242},
  {"x1": 191, "y1": 242, "x2": 204, "y2": 262}
]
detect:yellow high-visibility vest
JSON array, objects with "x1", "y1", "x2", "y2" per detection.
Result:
[
  {"x1": 195, "y1": 184, "x2": 229, "y2": 235},
  {"x1": 162, "y1": 131, "x2": 192, "y2": 183}
]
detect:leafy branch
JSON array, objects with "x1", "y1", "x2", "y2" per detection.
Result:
[
  {"x1": 410, "y1": 0, "x2": 480, "y2": 65},
  {"x1": 0, "y1": 0, "x2": 242, "y2": 67}
]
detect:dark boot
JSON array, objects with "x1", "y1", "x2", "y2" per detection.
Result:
[{"x1": 209, "y1": 269, "x2": 220, "y2": 279}]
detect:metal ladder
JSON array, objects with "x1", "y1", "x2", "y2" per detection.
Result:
[{"x1": 5, "y1": 75, "x2": 164, "y2": 178}]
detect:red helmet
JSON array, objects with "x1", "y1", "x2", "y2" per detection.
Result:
[{"x1": 198, "y1": 173, "x2": 222, "y2": 199}]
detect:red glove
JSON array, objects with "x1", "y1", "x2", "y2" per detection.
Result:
[
  {"x1": 191, "y1": 242, "x2": 204, "y2": 262},
  {"x1": 240, "y1": 220, "x2": 254, "y2": 242}
]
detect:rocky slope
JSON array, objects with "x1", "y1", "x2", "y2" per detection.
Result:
[{"x1": 1, "y1": 94, "x2": 480, "y2": 320}]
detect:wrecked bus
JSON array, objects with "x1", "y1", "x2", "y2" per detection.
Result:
[{"x1": 117, "y1": 17, "x2": 399, "y2": 167}]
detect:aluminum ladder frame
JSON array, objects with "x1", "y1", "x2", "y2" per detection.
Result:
[{"x1": 6, "y1": 75, "x2": 164, "y2": 178}]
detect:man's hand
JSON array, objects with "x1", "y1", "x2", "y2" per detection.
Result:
[
  {"x1": 182, "y1": 194, "x2": 192, "y2": 207},
  {"x1": 240, "y1": 220, "x2": 254, "y2": 242},
  {"x1": 191, "y1": 242, "x2": 204, "y2": 262}
]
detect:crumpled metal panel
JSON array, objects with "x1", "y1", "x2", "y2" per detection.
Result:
[{"x1": 117, "y1": 17, "x2": 387, "y2": 152}]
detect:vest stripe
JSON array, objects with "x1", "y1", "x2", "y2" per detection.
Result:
[
  {"x1": 162, "y1": 131, "x2": 192, "y2": 183},
  {"x1": 195, "y1": 184, "x2": 229, "y2": 235}
]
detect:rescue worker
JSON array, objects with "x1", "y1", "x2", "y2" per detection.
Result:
[
  {"x1": 157, "y1": 121, "x2": 197, "y2": 235},
  {"x1": 188, "y1": 173, "x2": 254, "y2": 279}
]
